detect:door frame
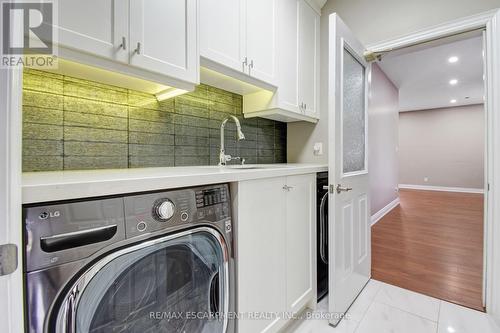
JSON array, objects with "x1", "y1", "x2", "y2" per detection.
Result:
[
  {"x1": 365, "y1": 9, "x2": 500, "y2": 320},
  {"x1": 0, "y1": 8, "x2": 24, "y2": 332}
]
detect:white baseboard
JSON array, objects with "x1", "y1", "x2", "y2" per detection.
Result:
[
  {"x1": 398, "y1": 184, "x2": 484, "y2": 194},
  {"x1": 371, "y1": 197, "x2": 400, "y2": 226}
]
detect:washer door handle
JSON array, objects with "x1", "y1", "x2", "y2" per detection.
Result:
[
  {"x1": 64, "y1": 286, "x2": 79, "y2": 333},
  {"x1": 319, "y1": 191, "x2": 328, "y2": 264},
  {"x1": 209, "y1": 272, "x2": 220, "y2": 314},
  {"x1": 40, "y1": 225, "x2": 117, "y2": 252}
]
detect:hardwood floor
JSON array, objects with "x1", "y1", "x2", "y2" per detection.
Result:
[{"x1": 371, "y1": 189, "x2": 484, "y2": 311}]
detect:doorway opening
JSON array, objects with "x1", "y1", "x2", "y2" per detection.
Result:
[{"x1": 369, "y1": 32, "x2": 486, "y2": 311}]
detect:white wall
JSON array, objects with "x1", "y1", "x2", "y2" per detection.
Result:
[
  {"x1": 287, "y1": 0, "x2": 499, "y2": 164},
  {"x1": 399, "y1": 104, "x2": 485, "y2": 189},
  {"x1": 369, "y1": 64, "x2": 399, "y2": 215}
]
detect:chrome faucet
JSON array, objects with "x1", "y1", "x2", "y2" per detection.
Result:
[{"x1": 219, "y1": 115, "x2": 246, "y2": 166}]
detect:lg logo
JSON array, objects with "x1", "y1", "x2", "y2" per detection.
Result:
[{"x1": 39, "y1": 210, "x2": 60, "y2": 220}]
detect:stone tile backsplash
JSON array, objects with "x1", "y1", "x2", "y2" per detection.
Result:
[{"x1": 22, "y1": 69, "x2": 287, "y2": 172}]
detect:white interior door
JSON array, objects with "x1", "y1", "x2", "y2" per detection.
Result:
[{"x1": 328, "y1": 14, "x2": 371, "y2": 327}]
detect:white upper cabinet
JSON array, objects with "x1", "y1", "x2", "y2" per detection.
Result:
[
  {"x1": 245, "y1": 0, "x2": 278, "y2": 85},
  {"x1": 276, "y1": 0, "x2": 300, "y2": 112},
  {"x1": 199, "y1": 0, "x2": 277, "y2": 87},
  {"x1": 129, "y1": 0, "x2": 198, "y2": 83},
  {"x1": 298, "y1": 0, "x2": 320, "y2": 118},
  {"x1": 56, "y1": 0, "x2": 128, "y2": 63},
  {"x1": 243, "y1": 0, "x2": 320, "y2": 123},
  {"x1": 56, "y1": 0, "x2": 199, "y2": 89},
  {"x1": 200, "y1": 0, "x2": 246, "y2": 72}
]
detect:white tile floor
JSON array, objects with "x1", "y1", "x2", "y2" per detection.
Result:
[{"x1": 286, "y1": 279, "x2": 500, "y2": 333}]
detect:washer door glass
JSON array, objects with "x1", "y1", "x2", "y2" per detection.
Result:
[{"x1": 73, "y1": 228, "x2": 228, "y2": 333}]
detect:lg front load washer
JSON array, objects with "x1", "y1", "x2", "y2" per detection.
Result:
[{"x1": 24, "y1": 184, "x2": 235, "y2": 333}]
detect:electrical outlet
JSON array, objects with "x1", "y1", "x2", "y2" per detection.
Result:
[{"x1": 313, "y1": 142, "x2": 323, "y2": 156}]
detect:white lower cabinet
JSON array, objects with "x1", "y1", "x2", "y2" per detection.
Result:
[
  {"x1": 285, "y1": 174, "x2": 315, "y2": 313},
  {"x1": 235, "y1": 173, "x2": 316, "y2": 333}
]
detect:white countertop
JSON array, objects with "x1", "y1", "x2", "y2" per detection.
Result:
[{"x1": 22, "y1": 163, "x2": 328, "y2": 204}]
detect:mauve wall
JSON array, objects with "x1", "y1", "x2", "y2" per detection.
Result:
[
  {"x1": 22, "y1": 69, "x2": 286, "y2": 172},
  {"x1": 368, "y1": 64, "x2": 399, "y2": 215},
  {"x1": 399, "y1": 104, "x2": 485, "y2": 189}
]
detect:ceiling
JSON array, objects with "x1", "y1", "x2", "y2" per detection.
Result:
[{"x1": 378, "y1": 35, "x2": 484, "y2": 112}]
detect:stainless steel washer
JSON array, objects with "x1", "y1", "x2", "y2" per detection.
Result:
[{"x1": 24, "y1": 184, "x2": 235, "y2": 333}]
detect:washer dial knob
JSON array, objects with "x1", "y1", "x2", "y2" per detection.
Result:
[{"x1": 154, "y1": 199, "x2": 175, "y2": 221}]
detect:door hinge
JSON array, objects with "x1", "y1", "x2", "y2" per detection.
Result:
[
  {"x1": 488, "y1": 183, "x2": 490, "y2": 191},
  {"x1": 0, "y1": 244, "x2": 18, "y2": 276}
]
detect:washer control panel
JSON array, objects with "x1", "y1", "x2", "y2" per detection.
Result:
[
  {"x1": 153, "y1": 199, "x2": 176, "y2": 221},
  {"x1": 124, "y1": 184, "x2": 231, "y2": 238},
  {"x1": 195, "y1": 187, "x2": 227, "y2": 207}
]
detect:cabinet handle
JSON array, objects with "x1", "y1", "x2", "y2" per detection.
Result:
[
  {"x1": 134, "y1": 42, "x2": 141, "y2": 55},
  {"x1": 249, "y1": 59, "x2": 254, "y2": 69},
  {"x1": 283, "y1": 185, "x2": 294, "y2": 191},
  {"x1": 119, "y1": 36, "x2": 126, "y2": 50},
  {"x1": 243, "y1": 57, "x2": 248, "y2": 68}
]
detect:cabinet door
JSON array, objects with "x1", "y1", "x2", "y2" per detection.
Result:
[
  {"x1": 277, "y1": 0, "x2": 300, "y2": 113},
  {"x1": 129, "y1": 0, "x2": 198, "y2": 84},
  {"x1": 245, "y1": 0, "x2": 278, "y2": 85},
  {"x1": 56, "y1": 0, "x2": 128, "y2": 63},
  {"x1": 298, "y1": 1, "x2": 320, "y2": 118},
  {"x1": 200, "y1": 0, "x2": 246, "y2": 72},
  {"x1": 285, "y1": 174, "x2": 315, "y2": 313},
  {"x1": 237, "y1": 178, "x2": 286, "y2": 333}
]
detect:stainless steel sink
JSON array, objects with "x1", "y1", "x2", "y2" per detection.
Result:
[
  {"x1": 224, "y1": 165, "x2": 263, "y2": 170},
  {"x1": 223, "y1": 164, "x2": 287, "y2": 170},
  {"x1": 196, "y1": 164, "x2": 286, "y2": 170}
]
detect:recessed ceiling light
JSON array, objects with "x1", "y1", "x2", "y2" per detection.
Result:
[
  {"x1": 450, "y1": 99, "x2": 457, "y2": 104},
  {"x1": 449, "y1": 79, "x2": 458, "y2": 85},
  {"x1": 448, "y1": 56, "x2": 459, "y2": 63}
]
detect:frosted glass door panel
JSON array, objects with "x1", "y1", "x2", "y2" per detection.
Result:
[{"x1": 342, "y1": 48, "x2": 366, "y2": 174}]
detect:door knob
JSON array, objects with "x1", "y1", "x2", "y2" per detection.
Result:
[{"x1": 336, "y1": 184, "x2": 353, "y2": 194}]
